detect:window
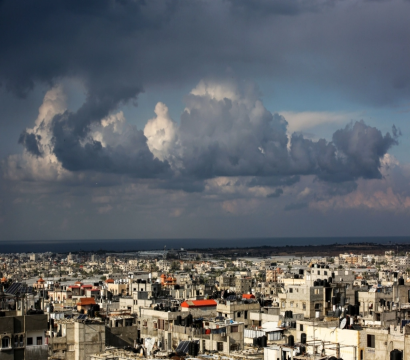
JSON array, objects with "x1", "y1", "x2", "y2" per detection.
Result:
[
  {"x1": 324, "y1": 271, "x2": 328, "y2": 276},
  {"x1": 231, "y1": 325, "x2": 239, "y2": 333},
  {"x1": 290, "y1": 302, "x2": 294, "y2": 308},
  {"x1": 289, "y1": 288, "x2": 293, "y2": 293},
  {"x1": 303, "y1": 303, "x2": 306, "y2": 310},
  {"x1": 27, "y1": 337, "x2": 33, "y2": 346},
  {"x1": 37, "y1": 337, "x2": 42, "y2": 345},
  {"x1": 367, "y1": 335, "x2": 375, "y2": 348},
  {"x1": 282, "y1": 302, "x2": 285, "y2": 308},
  {"x1": 217, "y1": 342, "x2": 224, "y2": 351},
  {"x1": 244, "y1": 311, "x2": 248, "y2": 320},
  {"x1": 300, "y1": 324, "x2": 304, "y2": 331},
  {"x1": 315, "y1": 303, "x2": 321, "y2": 310},
  {"x1": 2, "y1": 337, "x2": 10, "y2": 348},
  {"x1": 237, "y1": 312, "x2": 241, "y2": 317},
  {"x1": 318, "y1": 271, "x2": 320, "y2": 275}
]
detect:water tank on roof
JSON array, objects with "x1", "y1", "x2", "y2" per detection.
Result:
[{"x1": 390, "y1": 349, "x2": 403, "y2": 360}]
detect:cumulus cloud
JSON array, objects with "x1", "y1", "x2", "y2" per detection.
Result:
[
  {"x1": 165, "y1": 79, "x2": 398, "y2": 183},
  {"x1": 144, "y1": 102, "x2": 178, "y2": 162},
  {"x1": 10, "y1": 78, "x2": 400, "y2": 191}
]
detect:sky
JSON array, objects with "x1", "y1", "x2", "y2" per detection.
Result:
[{"x1": 1, "y1": 0, "x2": 410, "y2": 241}]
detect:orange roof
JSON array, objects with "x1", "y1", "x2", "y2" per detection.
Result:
[
  {"x1": 242, "y1": 294, "x2": 255, "y2": 299},
  {"x1": 75, "y1": 281, "x2": 82, "y2": 285},
  {"x1": 181, "y1": 300, "x2": 217, "y2": 308},
  {"x1": 38, "y1": 278, "x2": 45, "y2": 283},
  {"x1": 76, "y1": 297, "x2": 96, "y2": 306},
  {"x1": 105, "y1": 279, "x2": 114, "y2": 283},
  {"x1": 161, "y1": 274, "x2": 166, "y2": 278},
  {"x1": 1, "y1": 277, "x2": 7, "y2": 282}
]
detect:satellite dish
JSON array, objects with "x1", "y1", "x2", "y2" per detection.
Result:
[{"x1": 340, "y1": 318, "x2": 347, "y2": 329}]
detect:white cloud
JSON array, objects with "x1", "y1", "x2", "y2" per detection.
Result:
[
  {"x1": 3, "y1": 85, "x2": 71, "y2": 182},
  {"x1": 143, "y1": 102, "x2": 178, "y2": 162}
]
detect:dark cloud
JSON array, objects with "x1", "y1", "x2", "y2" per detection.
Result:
[
  {"x1": 175, "y1": 85, "x2": 398, "y2": 184},
  {"x1": 329, "y1": 121, "x2": 398, "y2": 181},
  {"x1": 248, "y1": 175, "x2": 301, "y2": 188},
  {"x1": 1, "y1": 0, "x2": 410, "y2": 109},
  {"x1": 50, "y1": 111, "x2": 170, "y2": 178},
  {"x1": 267, "y1": 188, "x2": 283, "y2": 198},
  {"x1": 18, "y1": 131, "x2": 41, "y2": 156}
]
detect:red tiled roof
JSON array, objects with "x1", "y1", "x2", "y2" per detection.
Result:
[
  {"x1": 242, "y1": 294, "x2": 255, "y2": 299},
  {"x1": 105, "y1": 279, "x2": 114, "y2": 283},
  {"x1": 81, "y1": 285, "x2": 93, "y2": 288},
  {"x1": 76, "y1": 297, "x2": 96, "y2": 306},
  {"x1": 181, "y1": 300, "x2": 217, "y2": 308},
  {"x1": 68, "y1": 285, "x2": 80, "y2": 288}
]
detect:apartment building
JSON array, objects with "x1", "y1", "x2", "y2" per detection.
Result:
[{"x1": 0, "y1": 311, "x2": 48, "y2": 360}]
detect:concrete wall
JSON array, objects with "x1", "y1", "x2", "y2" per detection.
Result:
[{"x1": 106, "y1": 326, "x2": 139, "y2": 348}]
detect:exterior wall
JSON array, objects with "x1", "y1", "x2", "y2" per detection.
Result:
[
  {"x1": 140, "y1": 323, "x2": 244, "y2": 354},
  {"x1": 278, "y1": 285, "x2": 324, "y2": 319},
  {"x1": 106, "y1": 326, "x2": 140, "y2": 348},
  {"x1": 49, "y1": 321, "x2": 105, "y2": 360},
  {"x1": 0, "y1": 314, "x2": 47, "y2": 360},
  {"x1": 217, "y1": 302, "x2": 260, "y2": 327},
  {"x1": 304, "y1": 323, "x2": 362, "y2": 360}
]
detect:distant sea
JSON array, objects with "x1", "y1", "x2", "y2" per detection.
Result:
[{"x1": 1, "y1": 237, "x2": 410, "y2": 253}]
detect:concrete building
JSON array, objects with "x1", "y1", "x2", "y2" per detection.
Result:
[
  {"x1": 0, "y1": 311, "x2": 48, "y2": 360},
  {"x1": 278, "y1": 284, "x2": 324, "y2": 319},
  {"x1": 217, "y1": 299, "x2": 260, "y2": 327},
  {"x1": 48, "y1": 318, "x2": 105, "y2": 360}
]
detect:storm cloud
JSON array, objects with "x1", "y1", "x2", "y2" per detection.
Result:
[
  {"x1": 14, "y1": 79, "x2": 399, "y2": 188},
  {"x1": 1, "y1": 0, "x2": 410, "y2": 240}
]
